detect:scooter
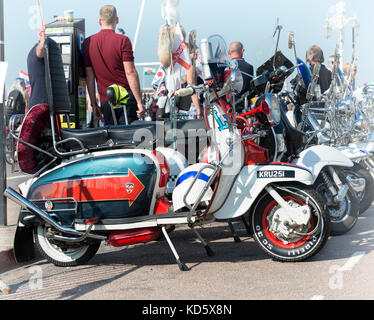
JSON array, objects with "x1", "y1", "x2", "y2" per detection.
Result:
[
  {"x1": 5, "y1": 36, "x2": 330, "y2": 270},
  {"x1": 284, "y1": 33, "x2": 374, "y2": 217},
  {"x1": 228, "y1": 28, "x2": 359, "y2": 236}
]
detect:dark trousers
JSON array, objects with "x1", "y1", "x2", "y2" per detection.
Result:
[{"x1": 101, "y1": 95, "x2": 138, "y2": 126}]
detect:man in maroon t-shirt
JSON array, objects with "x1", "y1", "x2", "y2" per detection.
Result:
[{"x1": 83, "y1": 5, "x2": 144, "y2": 125}]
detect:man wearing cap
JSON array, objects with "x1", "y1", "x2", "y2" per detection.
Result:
[{"x1": 84, "y1": 5, "x2": 144, "y2": 125}]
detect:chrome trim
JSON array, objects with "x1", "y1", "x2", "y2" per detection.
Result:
[{"x1": 4, "y1": 187, "x2": 106, "y2": 241}]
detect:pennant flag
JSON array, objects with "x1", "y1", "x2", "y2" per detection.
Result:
[
  {"x1": 165, "y1": 23, "x2": 192, "y2": 94},
  {"x1": 19, "y1": 70, "x2": 31, "y2": 95},
  {"x1": 152, "y1": 66, "x2": 166, "y2": 96}
]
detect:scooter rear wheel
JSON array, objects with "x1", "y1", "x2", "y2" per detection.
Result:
[
  {"x1": 34, "y1": 226, "x2": 101, "y2": 267},
  {"x1": 251, "y1": 184, "x2": 330, "y2": 262}
]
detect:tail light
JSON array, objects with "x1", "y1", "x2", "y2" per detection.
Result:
[
  {"x1": 153, "y1": 151, "x2": 170, "y2": 188},
  {"x1": 155, "y1": 196, "x2": 171, "y2": 215}
]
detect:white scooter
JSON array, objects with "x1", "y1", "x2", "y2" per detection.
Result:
[{"x1": 5, "y1": 36, "x2": 330, "y2": 269}]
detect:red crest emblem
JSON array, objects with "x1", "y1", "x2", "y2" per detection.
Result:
[{"x1": 126, "y1": 183, "x2": 134, "y2": 194}]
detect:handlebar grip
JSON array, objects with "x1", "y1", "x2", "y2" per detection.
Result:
[{"x1": 175, "y1": 87, "x2": 195, "y2": 97}]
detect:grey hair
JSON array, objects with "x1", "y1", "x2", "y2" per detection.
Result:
[{"x1": 307, "y1": 45, "x2": 325, "y2": 63}]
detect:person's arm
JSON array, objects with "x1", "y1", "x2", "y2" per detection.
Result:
[
  {"x1": 36, "y1": 28, "x2": 45, "y2": 58},
  {"x1": 186, "y1": 52, "x2": 202, "y2": 119},
  {"x1": 85, "y1": 66, "x2": 102, "y2": 120},
  {"x1": 123, "y1": 60, "x2": 144, "y2": 119}
]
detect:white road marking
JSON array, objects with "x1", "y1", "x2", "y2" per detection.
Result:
[
  {"x1": 339, "y1": 251, "x2": 366, "y2": 272},
  {"x1": 312, "y1": 251, "x2": 366, "y2": 299}
]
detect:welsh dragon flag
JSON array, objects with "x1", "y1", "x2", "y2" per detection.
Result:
[{"x1": 144, "y1": 68, "x2": 156, "y2": 76}]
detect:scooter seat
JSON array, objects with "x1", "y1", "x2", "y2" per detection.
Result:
[
  {"x1": 108, "y1": 123, "x2": 157, "y2": 147},
  {"x1": 60, "y1": 123, "x2": 158, "y2": 152},
  {"x1": 61, "y1": 127, "x2": 111, "y2": 151},
  {"x1": 132, "y1": 119, "x2": 205, "y2": 136}
]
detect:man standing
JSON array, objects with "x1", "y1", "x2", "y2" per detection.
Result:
[
  {"x1": 228, "y1": 42, "x2": 254, "y2": 91},
  {"x1": 83, "y1": 5, "x2": 144, "y2": 125},
  {"x1": 306, "y1": 45, "x2": 332, "y2": 94},
  {"x1": 228, "y1": 42, "x2": 254, "y2": 111},
  {"x1": 27, "y1": 27, "x2": 48, "y2": 109}
]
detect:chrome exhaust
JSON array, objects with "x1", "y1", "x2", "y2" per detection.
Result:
[{"x1": 4, "y1": 188, "x2": 106, "y2": 241}]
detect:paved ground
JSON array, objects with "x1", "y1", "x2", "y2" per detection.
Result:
[
  {"x1": 1, "y1": 205, "x2": 374, "y2": 301},
  {"x1": 1, "y1": 164, "x2": 374, "y2": 302}
]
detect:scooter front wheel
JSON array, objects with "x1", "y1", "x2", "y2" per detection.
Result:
[
  {"x1": 314, "y1": 170, "x2": 360, "y2": 236},
  {"x1": 34, "y1": 226, "x2": 101, "y2": 267},
  {"x1": 344, "y1": 162, "x2": 374, "y2": 215},
  {"x1": 251, "y1": 184, "x2": 330, "y2": 262}
]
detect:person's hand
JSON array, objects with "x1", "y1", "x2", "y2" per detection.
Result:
[
  {"x1": 197, "y1": 112, "x2": 203, "y2": 119},
  {"x1": 137, "y1": 103, "x2": 145, "y2": 119},
  {"x1": 92, "y1": 105, "x2": 103, "y2": 121},
  {"x1": 38, "y1": 27, "x2": 45, "y2": 43}
]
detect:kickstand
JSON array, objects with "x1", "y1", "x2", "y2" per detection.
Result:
[
  {"x1": 190, "y1": 226, "x2": 215, "y2": 257},
  {"x1": 241, "y1": 216, "x2": 252, "y2": 236},
  {"x1": 228, "y1": 221, "x2": 241, "y2": 243},
  {"x1": 161, "y1": 227, "x2": 190, "y2": 271}
]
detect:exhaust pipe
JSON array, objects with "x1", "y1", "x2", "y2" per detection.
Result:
[{"x1": 4, "y1": 187, "x2": 106, "y2": 241}]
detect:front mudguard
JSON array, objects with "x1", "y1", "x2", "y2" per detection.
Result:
[
  {"x1": 213, "y1": 164, "x2": 315, "y2": 220},
  {"x1": 293, "y1": 145, "x2": 354, "y2": 184}
]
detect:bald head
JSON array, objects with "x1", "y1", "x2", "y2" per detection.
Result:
[{"x1": 229, "y1": 41, "x2": 244, "y2": 59}]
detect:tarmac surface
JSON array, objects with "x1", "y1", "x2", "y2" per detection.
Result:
[
  {"x1": 0, "y1": 206, "x2": 374, "y2": 300},
  {"x1": 1, "y1": 166, "x2": 374, "y2": 301}
]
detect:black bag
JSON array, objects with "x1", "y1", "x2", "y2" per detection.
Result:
[
  {"x1": 175, "y1": 95, "x2": 192, "y2": 111},
  {"x1": 6, "y1": 89, "x2": 26, "y2": 123}
]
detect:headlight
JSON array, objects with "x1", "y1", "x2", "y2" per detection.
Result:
[{"x1": 264, "y1": 94, "x2": 281, "y2": 126}]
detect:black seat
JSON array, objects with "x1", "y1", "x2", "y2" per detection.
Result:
[
  {"x1": 61, "y1": 123, "x2": 158, "y2": 151},
  {"x1": 108, "y1": 123, "x2": 157, "y2": 147},
  {"x1": 60, "y1": 127, "x2": 111, "y2": 150}
]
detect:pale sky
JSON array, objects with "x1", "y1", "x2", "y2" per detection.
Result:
[{"x1": 3, "y1": 0, "x2": 374, "y2": 90}]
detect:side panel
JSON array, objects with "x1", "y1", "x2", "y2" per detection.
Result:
[
  {"x1": 27, "y1": 152, "x2": 159, "y2": 223},
  {"x1": 213, "y1": 164, "x2": 314, "y2": 220},
  {"x1": 293, "y1": 145, "x2": 353, "y2": 181},
  {"x1": 350, "y1": 138, "x2": 374, "y2": 154},
  {"x1": 336, "y1": 146, "x2": 369, "y2": 162}
]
